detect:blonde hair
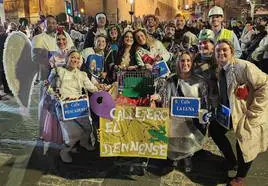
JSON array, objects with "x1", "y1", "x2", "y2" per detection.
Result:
[
  {"x1": 133, "y1": 28, "x2": 157, "y2": 47},
  {"x1": 66, "y1": 50, "x2": 83, "y2": 68},
  {"x1": 215, "y1": 39, "x2": 235, "y2": 55}
]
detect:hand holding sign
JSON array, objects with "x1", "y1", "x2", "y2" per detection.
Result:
[
  {"x1": 153, "y1": 61, "x2": 170, "y2": 78},
  {"x1": 198, "y1": 109, "x2": 212, "y2": 124}
]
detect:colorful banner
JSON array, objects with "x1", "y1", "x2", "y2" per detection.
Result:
[{"x1": 100, "y1": 106, "x2": 169, "y2": 159}]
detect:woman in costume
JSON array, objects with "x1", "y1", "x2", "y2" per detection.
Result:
[
  {"x1": 48, "y1": 50, "x2": 103, "y2": 163},
  {"x1": 105, "y1": 25, "x2": 121, "y2": 82},
  {"x1": 49, "y1": 28, "x2": 75, "y2": 68},
  {"x1": 115, "y1": 30, "x2": 137, "y2": 71},
  {"x1": 157, "y1": 51, "x2": 209, "y2": 172},
  {"x1": 81, "y1": 34, "x2": 111, "y2": 84},
  {"x1": 106, "y1": 24, "x2": 121, "y2": 52},
  {"x1": 134, "y1": 29, "x2": 170, "y2": 70},
  {"x1": 209, "y1": 39, "x2": 268, "y2": 186},
  {"x1": 40, "y1": 28, "x2": 75, "y2": 145},
  {"x1": 83, "y1": 12, "x2": 108, "y2": 49}
]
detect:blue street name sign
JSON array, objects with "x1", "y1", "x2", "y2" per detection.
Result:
[
  {"x1": 216, "y1": 104, "x2": 231, "y2": 130},
  {"x1": 153, "y1": 61, "x2": 170, "y2": 78},
  {"x1": 171, "y1": 97, "x2": 200, "y2": 118},
  {"x1": 61, "y1": 98, "x2": 89, "y2": 120}
]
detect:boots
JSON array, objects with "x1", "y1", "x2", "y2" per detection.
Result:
[
  {"x1": 79, "y1": 132, "x2": 95, "y2": 151},
  {"x1": 184, "y1": 156, "x2": 192, "y2": 173},
  {"x1": 60, "y1": 146, "x2": 72, "y2": 163}
]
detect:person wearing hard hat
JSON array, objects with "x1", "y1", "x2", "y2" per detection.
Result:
[
  {"x1": 194, "y1": 29, "x2": 216, "y2": 79},
  {"x1": 208, "y1": 6, "x2": 242, "y2": 58},
  {"x1": 194, "y1": 29, "x2": 218, "y2": 114}
]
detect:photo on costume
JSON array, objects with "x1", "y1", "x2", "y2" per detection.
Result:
[{"x1": 85, "y1": 54, "x2": 104, "y2": 78}]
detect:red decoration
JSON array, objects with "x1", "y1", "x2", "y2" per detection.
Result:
[
  {"x1": 142, "y1": 54, "x2": 155, "y2": 65},
  {"x1": 235, "y1": 85, "x2": 249, "y2": 100},
  {"x1": 56, "y1": 27, "x2": 65, "y2": 35},
  {"x1": 116, "y1": 95, "x2": 150, "y2": 106}
]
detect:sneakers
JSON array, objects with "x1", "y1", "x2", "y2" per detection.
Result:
[
  {"x1": 228, "y1": 177, "x2": 245, "y2": 186},
  {"x1": 60, "y1": 149, "x2": 72, "y2": 163}
]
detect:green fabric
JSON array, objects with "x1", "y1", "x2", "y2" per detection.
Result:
[{"x1": 122, "y1": 77, "x2": 154, "y2": 98}]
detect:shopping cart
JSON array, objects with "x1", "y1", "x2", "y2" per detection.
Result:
[
  {"x1": 113, "y1": 68, "x2": 163, "y2": 175},
  {"x1": 116, "y1": 68, "x2": 160, "y2": 98}
]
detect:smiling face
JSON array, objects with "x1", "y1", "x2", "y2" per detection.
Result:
[
  {"x1": 177, "y1": 53, "x2": 193, "y2": 74},
  {"x1": 96, "y1": 16, "x2": 106, "y2": 28},
  {"x1": 123, "y1": 31, "x2": 134, "y2": 47},
  {"x1": 215, "y1": 42, "x2": 233, "y2": 67},
  {"x1": 56, "y1": 34, "x2": 67, "y2": 49},
  {"x1": 164, "y1": 26, "x2": 176, "y2": 38},
  {"x1": 209, "y1": 15, "x2": 223, "y2": 28},
  {"x1": 135, "y1": 30, "x2": 147, "y2": 45},
  {"x1": 198, "y1": 40, "x2": 214, "y2": 56},
  {"x1": 175, "y1": 16, "x2": 186, "y2": 30},
  {"x1": 109, "y1": 27, "x2": 118, "y2": 40},
  {"x1": 94, "y1": 36, "x2": 106, "y2": 51},
  {"x1": 67, "y1": 52, "x2": 81, "y2": 70},
  {"x1": 147, "y1": 17, "x2": 156, "y2": 28}
]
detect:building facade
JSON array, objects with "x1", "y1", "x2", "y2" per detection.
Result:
[{"x1": 3, "y1": 0, "x2": 182, "y2": 23}]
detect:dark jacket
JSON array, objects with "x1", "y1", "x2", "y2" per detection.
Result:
[
  {"x1": 83, "y1": 28, "x2": 97, "y2": 49},
  {"x1": 174, "y1": 26, "x2": 190, "y2": 45},
  {"x1": 0, "y1": 33, "x2": 7, "y2": 71}
]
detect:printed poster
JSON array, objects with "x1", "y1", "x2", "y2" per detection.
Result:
[{"x1": 86, "y1": 54, "x2": 104, "y2": 77}]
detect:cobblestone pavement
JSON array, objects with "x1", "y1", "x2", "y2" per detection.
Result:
[{"x1": 0, "y1": 85, "x2": 268, "y2": 186}]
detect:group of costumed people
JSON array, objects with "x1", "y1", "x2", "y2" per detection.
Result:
[{"x1": 2, "y1": 6, "x2": 268, "y2": 186}]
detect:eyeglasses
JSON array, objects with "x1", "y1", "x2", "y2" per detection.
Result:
[{"x1": 199, "y1": 40, "x2": 208, "y2": 45}]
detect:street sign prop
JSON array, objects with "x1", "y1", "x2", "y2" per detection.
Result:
[
  {"x1": 216, "y1": 104, "x2": 231, "y2": 130},
  {"x1": 171, "y1": 97, "x2": 200, "y2": 118},
  {"x1": 61, "y1": 98, "x2": 89, "y2": 120},
  {"x1": 153, "y1": 61, "x2": 170, "y2": 78}
]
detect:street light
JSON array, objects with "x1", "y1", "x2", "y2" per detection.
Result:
[
  {"x1": 246, "y1": 0, "x2": 265, "y2": 21},
  {"x1": 129, "y1": 0, "x2": 134, "y2": 24},
  {"x1": 246, "y1": 0, "x2": 255, "y2": 21},
  {"x1": 80, "y1": 8, "x2": 84, "y2": 14}
]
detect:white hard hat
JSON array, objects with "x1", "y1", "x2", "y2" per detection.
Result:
[{"x1": 208, "y1": 6, "x2": 224, "y2": 17}]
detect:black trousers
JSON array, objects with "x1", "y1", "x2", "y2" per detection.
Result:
[
  {"x1": 209, "y1": 120, "x2": 253, "y2": 177},
  {"x1": 0, "y1": 70, "x2": 11, "y2": 94}
]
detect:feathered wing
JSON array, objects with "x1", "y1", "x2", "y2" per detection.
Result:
[{"x1": 3, "y1": 31, "x2": 38, "y2": 109}]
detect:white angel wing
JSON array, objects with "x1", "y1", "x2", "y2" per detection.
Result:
[{"x1": 3, "y1": 31, "x2": 38, "y2": 109}]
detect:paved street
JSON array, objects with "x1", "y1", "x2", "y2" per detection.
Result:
[{"x1": 0, "y1": 85, "x2": 268, "y2": 186}]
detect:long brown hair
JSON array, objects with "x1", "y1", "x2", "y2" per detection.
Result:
[
  {"x1": 176, "y1": 51, "x2": 194, "y2": 75},
  {"x1": 133, "y1": 28, "x2": 156, "y2": 47}
]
